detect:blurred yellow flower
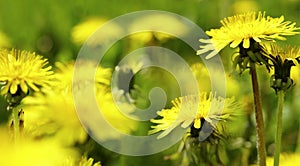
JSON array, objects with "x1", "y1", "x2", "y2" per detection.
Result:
[
  {"x1": 198, "y1": 12, "x2": 300, "y2": 59},
  {"x1": 0, "y1": 128, "x2": 78, "y2": 166},
  {"x1": 149, "y1": 92, "x2": 238, "y2": 139},
  {"x1": 129, "y1": 32, "x2": 172, "y2": 44},
  {"x1": 291, "y1": 65, "x2": 300, "y2": 83},
  {"x1": 128, "y1": 13, "x2": 187, "y2": 44},
  {"x1": 22, "y1": 62, "x2": 110, "y2": 145},
  {"x1": 96, "y1": 87, "x2": 139, "y2": 136},
  {"x1": 54, "y1": 61, "x2": 111, "y2": 93},
  {"x1": 265, "y1": 153, "x2": 300, "y2": 166},
  {"x1": 0, "y1": 31, "x2": 11, "y2": 47},
  {"x1": 23, "y1": 60, "x2": 137, "y2": 143},
  {"x1": 71, "y1": 17, "x2": 107, "y2": 45},
  {"x1": 71, "y1": 17, "x2": 121, "y2": 46},
  {"x1": 78, "y1": 157, "x2": 101, "y2": 166},
  {"x1": 23, "y1": 90, "x2": 88, "y2": 145},
  {"x1": 191, "y1": 63, "x2": 240, "y2": 96},
  {"x1": 232, "y1": 0, "x2": 259, "y2": 14},
  {"x1": 0, "y1": 49, "x2": 53, "y2": 95}
]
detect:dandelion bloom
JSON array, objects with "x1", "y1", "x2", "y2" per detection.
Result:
[
  {"x1": 266, "y1": 153, "x2": 300, "y2": 166},
  {"x1": 23, "y1": 90, "x2": 88, "y2": 145},
  {"x1": 71, "y1": 17, "x2": 121, "y2": 46},
  {"x1": 197, "y1": 12, "x2": 300, "y2": 59},
  {"x1": 0, "y1": 128, "x2": 78, "y2": 166},
  {"x1": 0, "y1": 49, "x2": 53, "y2": 95},
  {"x1": 149, "y1": 92, "x2": 238, "y2": 139},
  {"x1": 54, "y1": 61, "x2": 111, "y2": 92},
  {"x1": 263, "y1": 43, "x2": 300, "y2": 67},
  {"x1": 78, "y1": 157, "x2": 101, "y2": 166},
  {"x1": 262, "y1": 43, "x2": 300, "y2": 91}
]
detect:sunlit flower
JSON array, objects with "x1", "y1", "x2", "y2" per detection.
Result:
[
  {"x1": 71, "y1": 17, "x2": 121, "y2": 46},
  {"x1": 149, "y1": 92, "x2": 238, "y2": 139},
  {"x1": 0, "y1": 31, "x2": 11, "y2": 47},
  {"x1": 197, "y1": 11, "x2": 300, "y2": 59},
  {"x1": 71, "y1": 17, "x2": 107, "y2": 45},
  {"x1": 129, "y1": 13, "x2": 187, "y2": 44},
  {"x1": 23, "y1": 90, "x2": 88, "y2": 145},
  {"x1": 262, "y1": 43, "x2": 300, "y2": 91},
  {"x1": 0, "y1": 49, "x2": 53, "y2": 95},
  {"x1": 0, "y1": 128, "x2": 78, "y2": 166},
  {"x1": 95, "y1": 86, "x2": 139, "y2": 137},
  {"x1": 22, "y1": 61, "x2": 110, "y2": 145},
  {"x1": 191, "y1": 63, "x2": 241, "y2": 96},
  {"x1": 129, "y1": 32, "x2": 172, "y2": 45},
  {"x1": 78, "y1": 157, "x2": 101, "y2": 166},
  {"x1": 70, "y1": 80, "x2": 139, "y2": 141},
  {"x1": 265, "y1": 153, "x2": 300, "y2": 166},
  {"x1": 232, "y1": 0, "x2": 258, "y2": 14},
  {"x1": 54, "y1": 61, "x2": 111, "y2": 93}
]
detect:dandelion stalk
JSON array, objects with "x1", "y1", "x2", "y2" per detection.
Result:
[
  {"x1": 250, "y1": 62, "x2": 267, "y2": 166},
  {"x1": 12, "y1": 106, "x2": 20, "y2": 140},
  {"x1": 274, "y1": 90, "x2": 284, "y2": 166}
]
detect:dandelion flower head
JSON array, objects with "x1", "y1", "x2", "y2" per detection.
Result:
[
  {"x1": 71, "y1": 17, "x2": 121, "y2": 46},
  {"x1": 265, "y1": 153, "x2": 300, "y2": 166},
  {"x1": 262, "y1": 43, "x2": 300, "y2": 66},
  {"x1": 197, "y1": 12, "x2": 300, "y2": 59},
  {"x1": 78, "y1": 157, "x2": 101, "y2": 166},
  {"x1": 149, "y1": 92, "x2": 238, "y2": 139},
  {"x1": 54, "y1": 61, "x2": 111, "y2": 93},
  {"x1": 0, "y1": 128, "x2": 78, "y2": 166},
  {"x1": 0, "y1": 49, "x2": 53, "y2": 95},
  {"x1": 23, "y1": 90, "x2": 88, "y2": 145}
]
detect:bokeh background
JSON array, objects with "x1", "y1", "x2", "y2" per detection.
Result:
[{"x1": 0, "y1": 0, "x2": 300, "y2": 165}]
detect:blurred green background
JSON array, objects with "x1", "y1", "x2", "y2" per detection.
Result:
[{"x1": 0, "y1": 0, "x2": 300, "y2": 165}]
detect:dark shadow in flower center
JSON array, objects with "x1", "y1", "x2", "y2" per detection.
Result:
[{"x1": 190, "y1": 118, "x2": 214, "y2": 142}]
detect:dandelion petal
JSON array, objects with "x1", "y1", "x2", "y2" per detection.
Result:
[
  {"x1": 243, "y1": 38, "x2": 250, "y2": 48},
  {"x1": 230, "y1": 39, "x2": 242, "y2": 48}
]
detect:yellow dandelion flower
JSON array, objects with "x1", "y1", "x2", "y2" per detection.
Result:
[
  {"x1": 0, "y1": 49, "x2": 53, "y2": 95},
  {"x1": 129, "y1": 13, "x2": 187, "y2": 41},
  {"x1": 197, "y1": 11, "x2": 300, "y2": 59},
  {"x1": 71, "y1": 17, "x2": 121, "y2": 46},
  {"x1": 190, "y1": 63, "x2": 241, "y2": 96},
  {"x1": 54, "y1": 61, "x2": 111, "y2": 93},
  {"x1": 263, "y1": 43, "x2": 300, "y2": 66},
  {"x1": 264, "y1": 153, "x2": 300, "y2": 166},
  {"x1": 78, "y1": 157, "x2": 101, "y2": 166},
  {"x1": 96, "y1": 87, "x2": 139, "y2": 136},
  {"x1": 291, "y1": 64, "x2": 300, "y2": 84},
  {"x1": 149, "y1": 92, "x2": 238, "y2": 139},
  {"x1": 71, "y1": 17, "x2": 107, "y2": 45},
  {"x1": 232, "y1": 0, "x2": 259, "y2": 14},
  {"x1": 23, "y1": 90, "x2": 88, "y2": 145},
  {"x1": 262, "y1": 43, "x2": 300, "y2": 91},
  {"x1": 23, "y1": 61, "x2": 111, "y2": 144},
  {"x1": 0, "y1": 31, "x2": 11, "y2": 47},
  {"x1": 0, "y1": 128, "x2": 78, "y2": 166},
  {"x1": 71, "y1": 82, "x2": 138, "y2": 141}
]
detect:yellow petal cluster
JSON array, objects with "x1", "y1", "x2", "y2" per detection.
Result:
[
  {"x1": 149, "y1": 92, "x2": 238, "y2": 138},
  {"x1": 0, "y1": 49, "x2": 53, "y2": 95},
  {"x1": 198, "y1": 12, "x2": 299, "y2": 59}
]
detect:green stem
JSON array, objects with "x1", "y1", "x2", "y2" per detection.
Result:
[
  {"x1": 250, "y1": 63, "x2": 266, "y2": 166},
  {"x1": 274, "y1": 90, "x2": 284, "y2": 166},
  {"x1": 12, "y1": 106, "x2": 20, "y2": 141}
]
